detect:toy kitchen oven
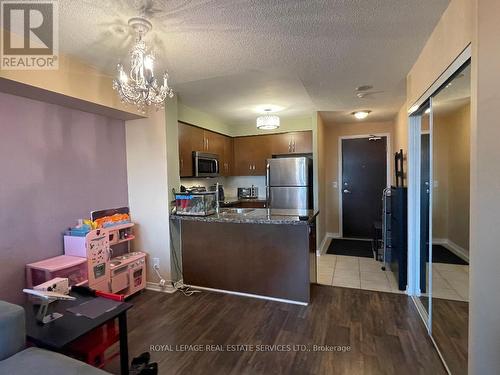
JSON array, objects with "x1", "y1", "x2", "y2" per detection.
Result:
[{"x1": 63, "y1": 207, "x2": 146, "y2": 298}]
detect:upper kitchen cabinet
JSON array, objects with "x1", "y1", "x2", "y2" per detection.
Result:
[
  {"x1": 178, "y1": 122, "x2": 233, "y2": 177},
  {"x1": 204, "y1": 130, "x2": 225, "y2": 157},
  {"x1": 271, "y1": 131, "x2": 312, "y2": 155},
  {"x1": 290, "y1": 131, "x2": 312, "y2": 153},
  {"x1": 179, "y1": 122, "x2": 204, "y2": 177},
  {"x1": 221, "y1": 136, "x2": 234, "y2": 176},
  {"x1": 233, "y1": 135, "x2": 273, "y2": 176}
]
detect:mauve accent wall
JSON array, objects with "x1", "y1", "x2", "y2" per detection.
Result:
[{"x1": 0, "y1": 92, "x2": 128, "y2": 303}]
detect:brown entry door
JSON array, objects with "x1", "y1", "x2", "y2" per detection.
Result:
[{"x1": 341, "y1": 136, "x2": 387, "y2": 238}]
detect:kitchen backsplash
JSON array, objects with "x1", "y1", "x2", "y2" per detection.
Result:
[{"x1": 179, "y1": 176, "x2": 266, "y2": 199}]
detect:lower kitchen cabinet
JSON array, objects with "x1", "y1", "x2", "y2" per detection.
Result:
[{"x1": 237, "y1": 201, "x2": 267, "y2": 208}]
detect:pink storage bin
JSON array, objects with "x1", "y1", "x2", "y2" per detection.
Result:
[{"x1": 26, "y1": 255, "x2": 88, "y2": 288}]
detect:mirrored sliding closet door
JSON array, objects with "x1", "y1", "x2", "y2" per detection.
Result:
[
  {"x1": 411, "y1": 59, "x2": 471, "y2": 374},
  {"x1": 430, "y1": 62, "x2": 470, "y2": 375}
]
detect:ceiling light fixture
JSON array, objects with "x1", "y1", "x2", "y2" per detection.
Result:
[
  {"x1": 113, "y1": 16, "x2": 174, "y2": 113},
  {"x1": 256, "y1": 109, "x2": 280, "y2": 130},
  {"x1": 351, "y1": 110, "x2": 371, "y2": 120}
]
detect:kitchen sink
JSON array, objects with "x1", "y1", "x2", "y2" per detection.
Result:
[
  {"x1": 219, "y1": 208, "x2": 255, "y2": 215},
  {"x1": 110, "y1": 260, "x2": 122, "y2": 267}
]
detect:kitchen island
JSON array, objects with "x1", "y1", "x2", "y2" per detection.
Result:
[{"x1": 171, "y1": 208, "x2": 318, "y2": 305}]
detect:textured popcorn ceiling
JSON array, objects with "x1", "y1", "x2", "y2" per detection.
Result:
[{"x1": 59, "y1": 0, "x2": 449, "y2": 124}]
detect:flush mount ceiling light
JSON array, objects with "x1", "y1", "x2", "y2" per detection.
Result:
[
  {"x1": 113, "y1": 16, "x2": 174, "y2": 113},
  {"x1": 351, "y1": 110, "x2": 371, "y2": 120},
  {"x1": 256, "y1": 109, "x2": 280, "y2": 130}
]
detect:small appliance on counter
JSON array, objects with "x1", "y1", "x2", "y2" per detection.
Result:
[
  {"x1": 238, "y1": 185, "x2": 258, "y2": 199},
  {"x1": 175, "y1": 191, "x2": 217, "y2": 216},
  {"x1": 209, "y1": 183, "x2": 225, "y2": 201}
]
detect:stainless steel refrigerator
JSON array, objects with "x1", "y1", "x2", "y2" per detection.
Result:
[{"x1": 266, "y1": 156, "x2": 313, "y2": 209}]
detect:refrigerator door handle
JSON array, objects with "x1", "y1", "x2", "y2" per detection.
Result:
[{"x1": 266, "y1": 162, "x2": 270, "y2": 207}]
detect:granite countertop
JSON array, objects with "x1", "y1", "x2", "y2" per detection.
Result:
[{"x1": 171, "y1": 208, "x2": 319, "y2": 225}]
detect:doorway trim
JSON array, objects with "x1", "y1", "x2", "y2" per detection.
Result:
[{"x1": 338, "y1": 133, "x2": 391, "y2": 238}]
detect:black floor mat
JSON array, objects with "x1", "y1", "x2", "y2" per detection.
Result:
[
  {"x1": 431, "y1": 245, "x2": 469, "y2": 265},
  {"x1": 326, "y1": 238, "x2": 374, "y2": 258}
]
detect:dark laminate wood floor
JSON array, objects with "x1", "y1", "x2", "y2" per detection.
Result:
[
  {"x1": 104, "y1": 286, "x2": 445, "y2": 375},
  {"x1": 432, "y1": 298, "x2": 469, "y2": 375}
]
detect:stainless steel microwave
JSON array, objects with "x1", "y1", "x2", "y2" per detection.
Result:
[{"x1": 193, "y1": 151, "x2": 219, "y2": 177}]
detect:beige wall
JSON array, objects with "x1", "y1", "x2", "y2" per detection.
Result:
[
  {"x1": 125, "y1": 109, "x2": 172, "y2": 284},
  {"x1": 178, "y1": 102, "x2": 232, "y2": 135},
  {"x1": 178, "y1": 102, "x2": 312, "y2": 137},
  {"x1": 323, "y1": 121, "x2": 394, "y2": 235},
  {"x1": 316, "y1": 113, "x2": 326, "y2": 248},
  {"x1": 469, "y1": 0, "x2": 500, "y2": 372},
  {"x1": 433, "y1": 103, "x2": 470, "y2": 251},
  {"x1": 407, "y1": 0, "x2": 472, "y2": 105},
  {"x1": 0, "y1": 31, "x2": 140, "y2": 118}
]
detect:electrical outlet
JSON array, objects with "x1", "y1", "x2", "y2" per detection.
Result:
[{"x1": 153, "y1": 258, "x2": 160, "y2": 268}]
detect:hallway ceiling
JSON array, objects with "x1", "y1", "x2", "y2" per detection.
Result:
[{"x1": 59, "y1": 0, "x2": 449, "y2": 125}]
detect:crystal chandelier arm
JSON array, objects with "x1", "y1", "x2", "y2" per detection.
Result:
[{"x1": 113, "y1": 16, "x2": 175, "y2": 112}]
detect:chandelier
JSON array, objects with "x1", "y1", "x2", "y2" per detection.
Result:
[
  {"x1": 256, "y1": 110, "x2": 280, "y2": 130},
  {"x1": 113, "y1": 17, "x2": 174, "y2": 113}
]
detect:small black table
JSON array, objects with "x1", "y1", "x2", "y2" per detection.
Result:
[{"x1": 25, "y1": 292, "x2": 133, "y2": 375}]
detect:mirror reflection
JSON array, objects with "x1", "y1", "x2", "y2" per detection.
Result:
[
  {"x1": 431, "y1": 63, "x2": 470, "y2": 375},
  {"x1": 419, "y1": 105, "x2": 431, "y2": 315}
]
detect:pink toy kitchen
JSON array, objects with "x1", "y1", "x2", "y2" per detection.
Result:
[{"x1": 26, "y1": 207, "x2": 147, "y2": 298}]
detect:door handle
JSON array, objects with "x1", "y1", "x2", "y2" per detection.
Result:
[{"x1": 343, "y1": 189, "x2": 351, "y2": 194}]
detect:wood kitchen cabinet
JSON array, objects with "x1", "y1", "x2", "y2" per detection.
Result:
[
  {"x1": 179, "y1": 123, "x2": 312, "y2": 177},
  {"x1": 179, "y1": 122, "x2": 233, "y2": 177},
  {"x1": 271, "y1": 131, "x2": 312, "y2": 154},
  {"x1": 179, "y1": 122, "x2": 204, "y2": 177},
  {"x1": 233, "y1": 135, "x2": 273, "y2": 176},
  {"x1": 221, "y1": 136, "x2": 233, "y2": 176},
  {"x1": 204, "y1": 130, "x2": 225, "y2": 157}
]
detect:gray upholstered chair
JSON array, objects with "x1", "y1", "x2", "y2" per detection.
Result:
[{"x1": 0, "y1": 300, "x2": 108, "y2": 374}]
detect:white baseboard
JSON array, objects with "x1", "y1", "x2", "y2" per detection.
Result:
[
  {"x1": 444, "y1": 240, "x2": 469, "y2": 262},
  {"x1": 146, "y1": 281, "x2": 177, "y2": 294},
  {"x1": 317, "y1": 232, "x2": 340, "y2": 256},
  {"x1": 432, "y1": 238, "x2": 469, "y2": 263}
]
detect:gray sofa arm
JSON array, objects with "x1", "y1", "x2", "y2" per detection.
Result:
[{"x1": 0, "y1": 301, "x2": 25, "y2": 361}]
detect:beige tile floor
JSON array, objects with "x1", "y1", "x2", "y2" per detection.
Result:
[
  {"x1": 317, "y1": 254, "x2": 403, "y2": 294},
  {"x1": 422, "y1": 263, "x2": 469, "y2": 301}
]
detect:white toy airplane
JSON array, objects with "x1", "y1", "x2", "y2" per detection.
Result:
[
  {"x1": 23, "y1": 289, "x2": 76, "y2": 324},
  {"x1": 23, "y1": 289, "x2": 76, "y2": 301}
]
